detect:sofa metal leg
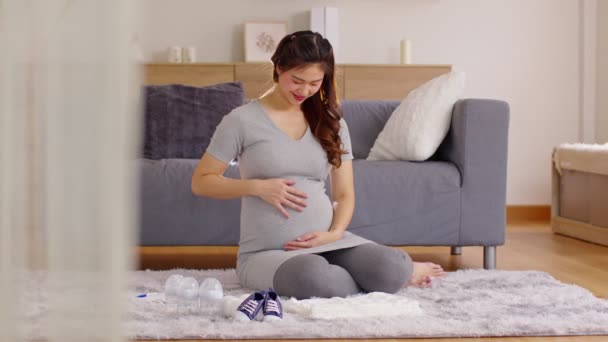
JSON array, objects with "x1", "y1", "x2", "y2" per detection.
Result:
[
  {"x1": 483, "y1": 246, "x2": 496, "y2": 269},
  {"x1": 450, "y1": 246, "x2": 462, "y2": 255}
]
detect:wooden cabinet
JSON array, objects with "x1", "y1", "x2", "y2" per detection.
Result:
[
  {"x1": 144, "y1": 63, "x2": 451, "y2": 101},
  {"x1": 144, "y1": 63, "x2": 234, "y2": 87},
  {"x1": 341, "y1": 64, "x2": 450, "y2": 100}
]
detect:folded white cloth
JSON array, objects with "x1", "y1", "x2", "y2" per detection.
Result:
[
  {"x1": 553, "y1": 143, "x2": 608, "y2": 175},
  {"x1": 284, "y1": 292, "x2": 423, "y2": 320}
]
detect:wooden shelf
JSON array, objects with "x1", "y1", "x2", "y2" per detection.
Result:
[{"x1": 143, "y1": 63, "x2": 452, "y2": 100}]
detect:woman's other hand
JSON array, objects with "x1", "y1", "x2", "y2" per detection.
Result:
[
  {"x1": 283, "y1": 231, "x2": 343, "y2": 250},
  {"x1": 253, "y1": 178, "x2": 307, "y2": 218}
]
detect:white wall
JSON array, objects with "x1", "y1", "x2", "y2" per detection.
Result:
[
  {"x1": 597, "y1": 0, "x2": 608, "y2": 143},
  {"x1": 141, "y1": 0, "x2": 585, "y2": 205}
]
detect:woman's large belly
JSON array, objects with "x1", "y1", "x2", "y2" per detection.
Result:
[{"x1": 239, "y1": 177, "x2": 333, "y2": 254}]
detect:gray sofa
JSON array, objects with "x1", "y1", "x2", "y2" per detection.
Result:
[{"x1": 139, "y1": 98, "x2": 510, "y2": 269}]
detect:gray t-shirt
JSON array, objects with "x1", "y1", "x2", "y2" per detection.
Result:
[{"x1": 206, "y1": 100, "x2": 372, "y2": 290}]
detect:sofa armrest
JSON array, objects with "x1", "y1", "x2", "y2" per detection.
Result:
[{"x1": 436, "y1": 98, "x2": 510, "y2": 246}]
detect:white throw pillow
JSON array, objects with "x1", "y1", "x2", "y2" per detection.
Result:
[{"x1": 367, "y1": 71, "x2": 465, "y2": 161}]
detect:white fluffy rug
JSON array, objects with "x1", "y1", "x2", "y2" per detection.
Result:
[{"x1": 22, "y1": 269, "x2": 608, "y2": 339}]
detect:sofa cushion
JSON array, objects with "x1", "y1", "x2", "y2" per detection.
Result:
[
  {"x1": 347, "y1": 159, "x2": 462, "y2": 245},
  {"x1": 367, "y1": 71, "x2": 465, "y2": 161},
  {"x1": 341, "y1": 100, "x2": 400, "y2": 159},
  {"x1": 139, "y1": 158, "x2": 462, "y2": 246},
  {"x1": 143, "y1": 82, "x2": 245, "y2": 160},
  {"x1": 138, "y1": 158, "x2": 241, "y2": 245}
]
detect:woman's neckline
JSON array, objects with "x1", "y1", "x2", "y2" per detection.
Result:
[{"x1": 255, "y1": 99, "x2": 310, "y2": 142}]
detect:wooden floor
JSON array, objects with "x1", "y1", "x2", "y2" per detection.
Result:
[{"x1": 138, "y1": 220, "x2": 608, "y2": 342}]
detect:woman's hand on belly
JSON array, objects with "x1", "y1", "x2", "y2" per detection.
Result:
[
  {"x1": 252, "y1": 178, "x2": 308, "y2": 218},
  {"x1": 283, "y1": 230, "x2": 344, "y2": 251}
]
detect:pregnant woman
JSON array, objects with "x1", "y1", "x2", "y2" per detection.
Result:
[{"x1": 191, "y1": 31, "x2": 444, "y2": 300}]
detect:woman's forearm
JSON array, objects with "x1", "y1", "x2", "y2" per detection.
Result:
[
  {"x1": 328, "y1": 194, "x2": 355, "y2": 236},
  {"x1": 191, "y1": 174, "x2": 258, "y2": 199}
]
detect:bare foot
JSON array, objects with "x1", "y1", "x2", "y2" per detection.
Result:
[{"x1": 406, "y1": 262, "x2": 445, "y2": 288}]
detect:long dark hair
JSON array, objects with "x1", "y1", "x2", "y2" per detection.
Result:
[{"x1": 271, "y1": 31, "x2": 347, "y2": 168}]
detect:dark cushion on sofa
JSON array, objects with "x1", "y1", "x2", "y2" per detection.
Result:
[{"x1": 143, "y1": 82, "x2": 245, "y2": 159}]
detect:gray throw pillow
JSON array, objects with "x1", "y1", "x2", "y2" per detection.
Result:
[{"x1": 143, "y1": 82, "x2": 245, "y2": 159}]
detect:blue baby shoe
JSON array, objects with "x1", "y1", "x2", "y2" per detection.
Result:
[
  {"x1": 235, "y1": 291, "x2": 266, "y2": 321},
  {"x1": 262, "y1": 288, "x2": 283, "y2": 321}
]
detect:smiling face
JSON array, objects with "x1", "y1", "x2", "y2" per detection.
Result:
[{"x1": 276, "y1": 63, "x2": 325, "y2": 106}]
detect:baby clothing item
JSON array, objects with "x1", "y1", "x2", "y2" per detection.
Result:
[
  {"x1": 285, "y1": 291, "x2": 423, "y2": 320},
  {"x1": 262, "y1": 289, "x2": 283, "y2": 321},
  {"x1": 235, "y1": 288, "x2": 283, "y2": 322},
  {"x1": 235, "y1": 291, "x2": 265, "y2": 321},
  {"x1": 225, "y1": 290, "x2": 423, "y2": 321}
]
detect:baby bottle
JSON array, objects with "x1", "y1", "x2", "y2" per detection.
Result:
[
  {"x1": 198, "y1": 277, "x2": 224, "y2": 314},
  {"x1": 177, "y1": 277, "x2": 200, "y2": 312},
  {"x1": 164, "y1": 274, "x2": 184, "y2": 310}
]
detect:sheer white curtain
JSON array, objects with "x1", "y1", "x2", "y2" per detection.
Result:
[{"x1": 0, "y1": 1, "x2": 141, "y2": 341}]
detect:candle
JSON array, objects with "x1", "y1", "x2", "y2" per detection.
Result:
[
  {"x1": 183, "y1": 46, "x2": 197, "y2": 63},
  {"x1": 400, "y1": 39, "x2": 411, "y2": 64},
  {"x1": 168, "y1": 46, "x2": 182, "y2": 63}
]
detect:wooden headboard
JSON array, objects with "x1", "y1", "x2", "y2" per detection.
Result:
[{"x1": 143, "y1": 63, "x2": 451, "y2": 101}]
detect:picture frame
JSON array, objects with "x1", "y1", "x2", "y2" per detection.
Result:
[{"x1": 244, "y1": 21, "x2": 288, "y2": 62}]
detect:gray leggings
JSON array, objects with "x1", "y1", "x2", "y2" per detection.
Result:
[{"x1": 273, "y1": 243, "x2": 413, "y2": 299}]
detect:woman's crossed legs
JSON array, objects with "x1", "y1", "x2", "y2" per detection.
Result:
[{"x1": 273, "y1": 243, "x2": 444, "y2": 299}]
